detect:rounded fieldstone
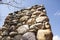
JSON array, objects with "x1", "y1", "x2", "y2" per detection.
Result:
[
  {"x1": 9, "y1": 31, "x2": 17, "y2": 37},
  {"x1": 2, "y1": 36, "x2": 12, "y2": 40},
  {"x1": 13, "y1": 35, "x2": 22, "y2": 40},
  {"x1": 27, "y1": 18, "x2": 36, "y2": 25},
  {"x1": 37, "y1": 29, "x2": 52, "y2": 40},
  {"x1": 31, "y1": 9, "x2": 36, "y2": 12},
  {"x1": 30, "y1": 23, "x2": 44, "y2": 30},
  {"x1": 20, "y1": 16, "x2": 29, "y2": 22},
  {"x1": 25, "y1": 11, "x2": 32, "y2": 16},
  {"x1": 40, "y1": 12, "x2": 46, "y2": 16},
  {"x1": 2, "y1": 27, "x2": 8, "y2": 31},
  {"x1": 16, "y1": 25, "x2": 29, "y2": 34},
  {"x1": 16, "y1": 23, "x2": 22, "y2": 27},
  {"x1": 19, "y1": 13, "x2": 25, "y2": 16},
  {"x1": 4, "y1": 20, "x2": 11, "y2": 24},
  {"x1": 32, "y1": 11, "x2": 41, "y2": 16},
  {"x1": 6, "y1": 36, "x2": 11, "y2": 40},
  {"x1": 1, "y1": 30, "x2": 8, "y2": 36},
  {"x1": 31, "y1": 15, "x2": 36, "y2": 18},
  {"x1": 14, "y1": 14, "x2": 21, "y2": 19},
  {"x1": 36, "y1": 16, "x2": 48, "y2": 23},
  {"x1": 9, "y1": 25, "x2": 16, "y2": 31},
  {"x1": 22, "y1": 9, "x2": 29, "y2": 13},
  {"x1": 12, "y1": 19, "x2": 18, "y2": 24},
  {"x1": 22, "y1": 32, "x2": 36, "y2": 40},
  {"x1": 2, "y1": 36, "x2": 7, "y2": 40}
]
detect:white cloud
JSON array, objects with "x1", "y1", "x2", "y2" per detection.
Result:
[
  {"x1": 53, "y1": 35, "x2": 60, "y2": 40},
  {"x1": 54, "y1": 10, "x2": 60, "y2": 16}
]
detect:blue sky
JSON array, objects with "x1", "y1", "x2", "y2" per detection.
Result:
[{"x1": 0, "y1": 0, "x2": 60, "y2": 40}]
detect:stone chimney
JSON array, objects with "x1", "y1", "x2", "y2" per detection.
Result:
[{"x1": 0, "y1": 4, "x2": 53, "y2": 40}]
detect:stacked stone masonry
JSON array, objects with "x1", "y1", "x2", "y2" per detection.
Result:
[{"x1": 0, "y1": 5, "x2": 53, "y2": 40}]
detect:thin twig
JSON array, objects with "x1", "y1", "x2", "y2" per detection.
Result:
[{"x1": 0, "y1": 2, "x2": 25, "y2": 8}]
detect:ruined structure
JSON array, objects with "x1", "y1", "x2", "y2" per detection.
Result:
[{"x1": 0, "y1": 5, "x2": 53, "y2": 40}]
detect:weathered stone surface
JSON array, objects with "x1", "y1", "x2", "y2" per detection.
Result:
[
  {"x1": 20, "y1": 16, "x2": 29, "y2": 22},
  {"x1": 9, "y1": 25, "x2": 16, "y2": 32},
  {"x1": 13, "y1": 35, "x2": 22, "y2": 40},
  {"x1": 6, "y1": 36, "x2": 11, "y2": 40},
  {"x1": 32, "y1": 11, "x2": 41, "y2": 16},
  {"x1": 0, "y1": 36, "x2": 2, "y2": 40},
  {"x1": 2, "y1": 27, "x2": 8, "y2": 31},
  {"x1": 40, "y1": 12, "x2": 46, "y2": 16},
  {"x1": 0, "y1": 29, "x2": 2, "y2": 36},
  {"x1": 37, "y1": 29, "x2": 53, "y2": 40},
  {"x1": 1, "y1": 30, "x2": 8, "y2": 36},
  {"x1": 22, "y1": 32, "x2": 36, "y2": 40},
  {"x1": 27, "y1": 18, "x2": 36, "y2": 25},
  {"x1": 2, "y1": 36, "x2": 11, "y2": 40},
  {"x1": 16, "y1": 25, "x2": 29, "y2": 34},
  {"x1": 9, "y1": 31, "x2": 17, "y2": 37},
  {"x1": 31, "y1": 9, "x2": 36, "y2": 12},
  {"x1": 0, "y1": 5, "x2": 53, "y2": 40},
  {"x1": 2, "y1": 36, "x2": 7, "y2": 40},
  {"x1": 30, "y1": 23, "x2": 44, "y2": 30},
  {"x1": 31, "y1": 15, "x2": 36, "y2": 18},
  {"x1": 36, "y1": 16, "x2": 48, "y2": 23},
  {"x1": 44, "y1": 22, "x2": 51, "y2": 29}
]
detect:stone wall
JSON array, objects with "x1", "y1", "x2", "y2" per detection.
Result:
[{"x1": 0, "y1": 5, "x2": 53, "y2": 40}]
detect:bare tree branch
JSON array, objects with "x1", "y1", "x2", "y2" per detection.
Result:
[
  {"x1": 0, "y1": 2, "x2": 25, "y2": 8},
  {"x1": 12, "y1": 0, "x2": 21, "y2": 4}
]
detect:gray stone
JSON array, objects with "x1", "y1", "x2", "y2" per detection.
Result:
[
  {"x1": 9, "y1": 25, "x2": 16, "y2": 31},
  {"x1": 2, "y1": 36, "x2": 7, "y2": 40},
  {"x1": 9, "y1": 31, "x2": 17, "y2": 36},
  {"x1": 2, "y1": 27, "x2": 8, "y2": 31},
  {"x1": 6, "y1": 36, "x2": 11, "y2": 40},
  {"x1": 16, "y1": 25, "x2": 29, "y2": 34},
  {"x1": 13, "y1": 35, "x2": 22, "y2": 40},
  {"x1": 2, "y1": 36, "x2": 12, "y2": 40},
  {"x1": 1, "y1": 30, "x2": 8, "y2": 36},
  {"x1": 22, "y1": 32, "x2": 36, "y2": 40},
  {"x1": 16, "y1": 23, "x2": 22, "y2": 28}
]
